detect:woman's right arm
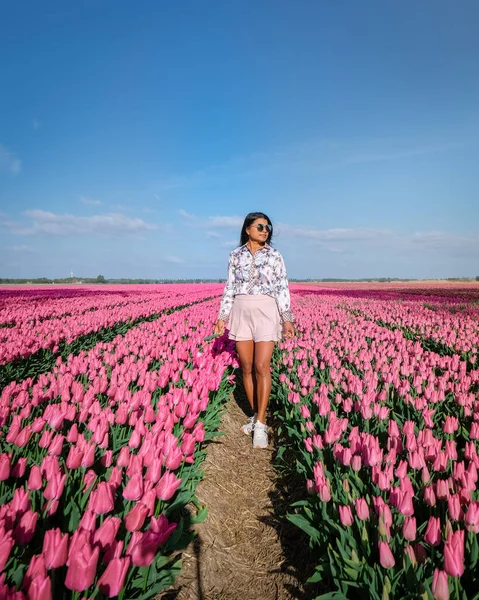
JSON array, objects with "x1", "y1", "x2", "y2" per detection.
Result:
[{"x1": 217, "y1": 253, "x2": 235, "y2": 323}]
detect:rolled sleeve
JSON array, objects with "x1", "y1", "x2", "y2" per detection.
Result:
[
  {"x1": 218, "y1": 253, "x2": 235, "y2": 321},
  {"x1": 273, "y1": 253, "x2": 294, "y2": 323}
]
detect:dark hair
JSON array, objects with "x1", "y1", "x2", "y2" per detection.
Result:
[{"x1": 239, "y1": 212, "x2": 273, "y2": 246}]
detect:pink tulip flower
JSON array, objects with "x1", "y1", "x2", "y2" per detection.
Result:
[
  {"x1": 432, "y1": 569, "x2": 449, "y2": 600},
  {"x1": 339, "y1": 505, "x2": 353, "y2": 527},
  {"x1": 424, "y1": 516, "x2": 441, "y2": 546},
  {"x1": 378, "y1": 541, "x2": 395, "y2": 568},
  {"x1": 65, "y1": 544, "x2": 99, "y2": 592},
  {"x1": 403, "y1": 517, "x2": 416, "y2": 541},
  {"x1": 42, "y1": 529, "x2": 69, "y2": 569},
  {"x1": 97, "y1": 556, "x2": 131, "y2": 598}
]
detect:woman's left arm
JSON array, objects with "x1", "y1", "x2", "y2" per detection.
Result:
[{"x1": 273, "y1": 253, "x2": 295, "y2": 328}]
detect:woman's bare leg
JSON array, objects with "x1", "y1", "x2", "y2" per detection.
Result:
[
  {"x1": 254, "y1": 341, "x2": 275, "y2": 424},
  {"x1": 235, "y1": 340, "x2": 256, "y2": 413}
]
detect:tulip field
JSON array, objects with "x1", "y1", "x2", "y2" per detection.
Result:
[
  {"x1": 1, "y1": 282, "x2": 479, "y2": 599},
  {"x1": 271, "y1": 285, "x2": 479, "y2": 600},
  {"x1": 0, "y1": 285, "x2": 238, "y2": 599}
]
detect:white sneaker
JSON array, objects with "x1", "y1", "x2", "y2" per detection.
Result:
[
  {"x1": 240, "y1": 413, "x2": 257, "y2": 435},
  {"x1": 253, "y1": 420, "x2": 268, "y2": 449}
]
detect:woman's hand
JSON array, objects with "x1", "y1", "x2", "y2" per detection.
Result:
[
  {"x1": 282, "y1": 321, "x2": 295, "y2": 340},
  {"x1": 214, "y1": 319, "x2": 225, "y2": 336}
]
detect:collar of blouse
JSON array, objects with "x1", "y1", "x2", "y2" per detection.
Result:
[{"x1": 242, "y1": 242, "x2": 271, "y2": 255}]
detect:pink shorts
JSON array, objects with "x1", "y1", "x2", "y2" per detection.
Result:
[{"x1": 227, "y1": 294, "x2": 282, "y2": 343}]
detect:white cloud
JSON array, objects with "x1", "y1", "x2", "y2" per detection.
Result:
[
  {"x1": 179, "y1": 209, "x2": 196, "y2": 220},
  {"x1": 164, "y1": 255, "x2": 185, "y2": 264},
  {"x1": 206, "y1": 231, "x2": 221, "y2": 239},
  {"x1": 0, "y1": 144, "x2": 21, "y2": 175},
  {"x1": 208, "y1": 215, "x2": 244, "y2": 228},
  {"x1": 80, "y1": 196, "x2": 102, "y2": 206},
  {"x1": 179, "y1": 209, "x2": 243, "y2": 229},
  {"x1": 410, "y1": 231, "x2": 479, "y2": 257},
  {"x1": 8, "y1": 210, "x2": 157, "y2": 237},
  {"x1": 278, "y1": 224, "x2": 394, "y2": 242},
  {"x1": 220, "y1": 240, "x2": 238, "y2": 248}
]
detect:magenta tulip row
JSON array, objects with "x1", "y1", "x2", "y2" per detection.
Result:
[
  {"x1": 0, "y1": 292, "x2": 238, "y2": 598},
  {"x1": 0, "y1": 285, "x2": 223, "y2": 365},
  {"x1": 334, "y1": 294, "x2": 479, "y2": 361},
  {"x1": 275, "y1": 291, "x2": 479, "y2": 598}
]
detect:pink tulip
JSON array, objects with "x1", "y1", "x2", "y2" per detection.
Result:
[
  {"x1": 378, "y1": 541, "x2": 395, "y2": 568},
  {"x1": 67, "y1": 530, "x2": 91, "y2": 566},
  {"x1": 43, "y1": 472, "x2": 66, "y2": 501},
  {"x1": 93, "y1": 516, "x2": 121, "y2": 551},
  {"x1": 81, "y1": 443, "x2": 95, "y2": 468},
  {"x1": 155, "y1": 471, "x2": 182, "y2": 501},
  {"x1": 78, "y1": 510, "x2": 97, "y2": 532},
  {"x1": 403, "y1": 517, "x2": 416, "y2": 542},
  {"x1": 11, "y1": 487, "x2": 30, "y2": 515},
  {"x1": 339, "y1": 505, "x2": 353, "y2": 527},
  {"x1": 27, "y1": 466, "x2": 43, "y2": 491},
  {"x1": 351, "y1": 455, "x2": 362, "y2": 471},
  {"x1": 0, "y1": 528, "x2": 14, "y2": 570},
  {"x1": 355, "y1": 498, "x2": 370, "y2": 521},
  {"x1": 65, "y1": 543, "x2": 99, "y2": 592},
  {"x1": 447, "y1": 495, "x2": 463, "y2": 521},
  {"x1": 97, "y1": 556, "x2": 130, "y2": 597},
  {"x1": 117, "y1": 446, "x2": 130, "y2": 467},
  {"x1": 108, "y1": 467, "x2": 123, "y2": 489},
  {"x1": 103, "y1": 539, "x2": 124, "y2": 566},
  {"x1": 145, "y1": 458, "x2": 162, "y2": 484},
  {"x1": 432, "y1": 569, "x2": 449, "y2": 600},
  {"x1": 42, "y1": 529, "x2": 68, "y2": 569},
  {"x1": 47, "y1": 434, "x2": 63, "y2": 456},
  {"x1": 27, "y1": 575, "x2": 51, "y2": 600},
  {"x1": 465, "y1": 502, "x2": 479, "y2": 533},
  {"x1": 14, "y1": 509, "x2": 38, "y2": 544},
  {"x1": 444, "y1": 530, "x2": 464, "y2": 577},
  {"x1": 128, "y1": 516, "x2": 177, "y2": 567},
  {"x1": 101, "y1": 450, "x2": 113, "y2": 468},
  {"x1": 125, "y1": 503, "x2": 149, "y2": 532},
  {"x1": 123, "y1": 472, "x2": 144, "y2": 502},
  {"x1": 424, "y1": 486, "x2": 436, "y2": 507},
  {"x1": 319, "y1": 483, "x2": 331, "y2": 502},
  {"x1": 424, "y1": 516, "x2": 441, "y2": 546},
  {"x1": 164, "y1": 445, "x2": 183, "y2": 471},
  {"x1": 65, "y1": 446, "x2": 84, "y2": 469},
  {"x1": 404, "y1": 544, "x2": 417, "y2": 566},
  {"x1": 89, "y1": 482, "x2": 115, "y2": 515},
  {"x1": 23, "y1": 555, "x2": 46, "y2": 591},
  {"x1": 11, "y1": 458, "x2": 27, "y2": 478},
  {"x1": 397, "y1": 490, "x2": 414, "y2": 516}
]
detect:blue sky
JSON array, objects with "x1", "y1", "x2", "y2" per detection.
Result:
[{"x1": 1, "y1": 0, "x2": 478, "y2": 280}]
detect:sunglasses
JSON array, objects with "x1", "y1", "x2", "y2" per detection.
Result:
[{"x1": 251, "y1": 223, "x2": 272, "y2": 233}]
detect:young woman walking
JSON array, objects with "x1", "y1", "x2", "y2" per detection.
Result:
[{"x1": 213, "y1": 212, "x2": 295, "y2": 448}]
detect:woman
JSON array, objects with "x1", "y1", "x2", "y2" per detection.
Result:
[{"x1": 214, "y1": 212, "x2": 295, "y2": 449}]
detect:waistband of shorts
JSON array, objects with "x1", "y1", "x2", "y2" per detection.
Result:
[{"x1": 234, "y1": 293, "x2": 274, "y2": 301}]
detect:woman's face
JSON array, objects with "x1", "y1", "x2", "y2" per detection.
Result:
[{"x1": 246, "y1": 218, "x2": 270, "y2": 244}]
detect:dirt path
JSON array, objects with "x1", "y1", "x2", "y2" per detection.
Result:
[{"x1": 160, "y1": 389, "x2": 316, "y2": 600}]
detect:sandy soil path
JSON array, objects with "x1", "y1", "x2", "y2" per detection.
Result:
[{"x1": 160, "y1": 389, "x2": 317, "y2": 600}]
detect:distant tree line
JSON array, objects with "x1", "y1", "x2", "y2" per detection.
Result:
[{"x1": 1, "y1": 275, "x2": 478, "y2": 285}]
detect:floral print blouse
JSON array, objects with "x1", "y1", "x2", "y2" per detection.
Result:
[{"x1": 218, "y1": 243, "x2": 294, "y2": 323}]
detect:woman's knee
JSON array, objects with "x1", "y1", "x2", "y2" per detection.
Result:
[
  {"x1": 241, "y1": 361, "x2": 254, "y2": 376},
  {"x1": 254, "y1": 361, "x2": 271, "y2": 377}
]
